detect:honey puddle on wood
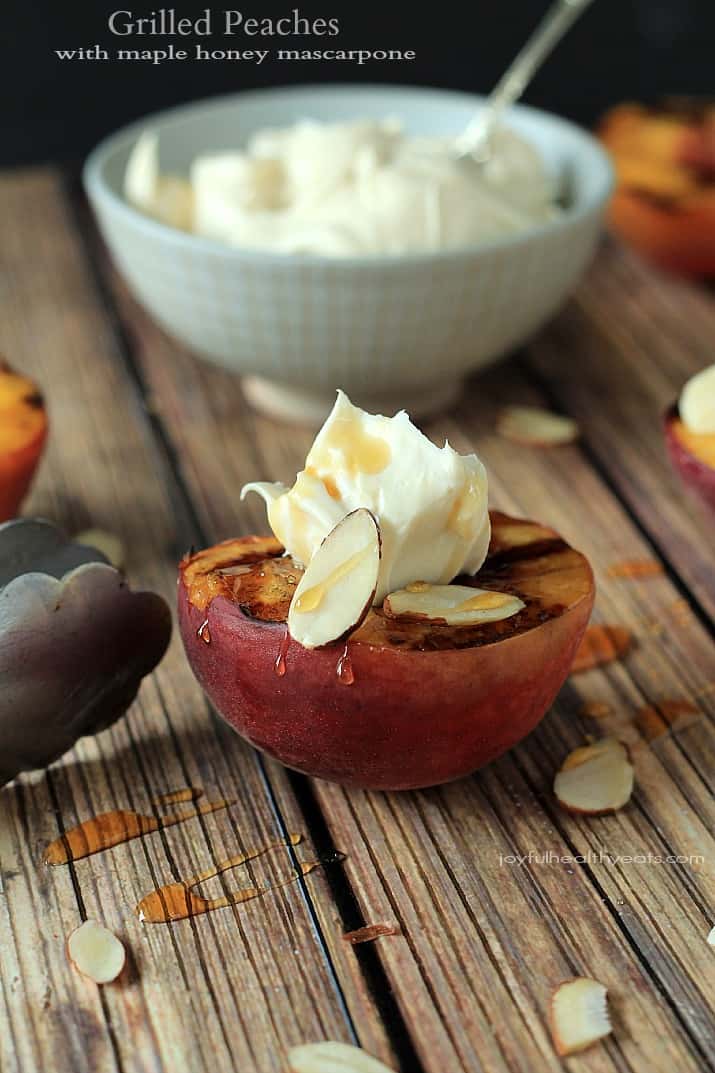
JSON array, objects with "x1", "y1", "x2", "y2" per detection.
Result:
[
  {"x1": 150, "y1": 787, "x2": 204, "y2": 807},
  {"x1": 43, "y1": 795, "x2": 234, "y2": 865},
  {"x1": 135, "y1": 834, "x2": 318, "y2": 923}
]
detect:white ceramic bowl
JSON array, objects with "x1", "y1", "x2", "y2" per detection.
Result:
[{"x1": 84, "y1": 84, "x2": 612, "y2": 422}]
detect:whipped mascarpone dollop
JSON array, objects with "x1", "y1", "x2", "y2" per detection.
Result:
[
  {"x1": 242, "y1": 391, "x2": 490, "y2": 603},
  {"x1": 124, "y1": 118, "x2": 558, "y2": 257},
  {"x1": 680, "y1": 363, "x2": 715, "y2": 434}
]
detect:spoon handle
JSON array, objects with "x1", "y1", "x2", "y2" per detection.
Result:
[{"x1": 457, "y1": 0, "x2": 596, "y2": 155}]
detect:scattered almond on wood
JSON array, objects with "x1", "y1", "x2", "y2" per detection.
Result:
[
  {"x1": 571, "y1": 625, "x2": 633, "y2": 673},
  {"x1": 578, "y1": 701, "x2": 614, "y2": 720},
  {"x1": 554, "y1": 738, "x2": 634, "y2": 814},
  {"x1": 287, "y1": 1041, "x2": 396, "y2": 1073},
  {"x1": 635, "y1": 699, "x2": 700, "y2": 742},
  {"x1": 607, "y1": 558, "x2": 664, "y2": 580},
  {"x1": 66, "y1": 920, "x2": 126, "y2": 984},
  {"x1": 342, "y1": 923, "x2": 400, "y2": 945},
  {"x1": 549, "y1": 977, "x2": 612, "y2": 1056},
  {"x1": 496, "y1": 406, "x2": 580, "y2": 447}
]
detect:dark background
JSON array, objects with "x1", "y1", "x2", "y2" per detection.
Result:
[{"x1": 4, "y1": 0, "x2": 713, "y2": 165}]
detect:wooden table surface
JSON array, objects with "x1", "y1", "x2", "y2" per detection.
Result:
[{"x1": 1, "y1": 168, "x2": 714, "y2": 1073}]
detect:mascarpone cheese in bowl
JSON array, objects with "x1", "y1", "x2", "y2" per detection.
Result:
[
  {"x1": 84, "y1": 85, "x2": 613, "y2": 423},
  {"x1": 124, "y1": 118, "x2": 560, "y2": 257}
]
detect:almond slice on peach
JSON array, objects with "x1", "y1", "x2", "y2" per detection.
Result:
[
  {"x1": 288, "y1": 509, "x2": 381, "y2": 649},
  {"x1": 383, "y1": 583, "x2": 524, "y2": 626},
  {"x1": 554, "y1": 738, "x2": 634, "y2": 814},
  {"x1": 550, "y1": 977, "x2": 612, "y2": 1056}
]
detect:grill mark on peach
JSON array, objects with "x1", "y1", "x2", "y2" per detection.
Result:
[{"x1": 184, "y1": 515, "x2": 591, "y2": 652}]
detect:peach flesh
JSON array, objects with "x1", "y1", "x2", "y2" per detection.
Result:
[
  {"x1": 664, "y1": 404, "x2": 715, "y2": 516},
  {"x1": 178, "y1": 515, "x2": 594, "y2": 790}
]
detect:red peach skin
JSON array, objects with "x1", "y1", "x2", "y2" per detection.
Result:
[
  {"x1": 178, "y1": 577, "x2": 593, "y2": 791},
  {"x1": 664, "y1": 404, "x2": 715, "y2": 516}
]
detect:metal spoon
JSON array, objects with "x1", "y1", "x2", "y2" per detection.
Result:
[{"x1": 455, "y1": 0, "x2": 596, "y2": 165}]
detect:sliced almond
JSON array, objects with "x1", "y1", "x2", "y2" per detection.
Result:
[
  {"x1": 555, "y1": 738, "x2": 634, "y2": 814},
  {"x1": 75, "y1": 528, "x2": 125, "y2": 569},
  {"x1": 288, "y1": 509, "x2": 381, "y2": 649},
  {"x1": 342, "y1": 923, "x2": 400, "y2": 944},
  {"x1": 67, "y1": 920, "x2": 126, "y2": 984},
  {"x1": 607, "y1": 558, "x2": 663, "y2": 580},
  {"x1": 549, "y1": 977, "x2": 612, "y2": 1056},
  {"x1": 383, "y1": 584, "x2": 524, "y2": 626},
  {"x1": 497, "y1": 406, "x2": 579, "y2": 447},
  {"x1": 287, "y1": 1041, "x2": 396, "y2": 1073},
  {"x1": 571, "y1": 624, "x2": 632, "y2": 673}
]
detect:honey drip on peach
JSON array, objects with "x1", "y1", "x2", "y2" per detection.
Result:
[
  {"x1": 43, "y1": 796, "x2": 233, "y2": 865},
  {"x1": 274, "y1": 627, "x2": 290, "y2": 677},
  {"x1": 293, "y1": 546, "x2": 371, "y2": 614},
  {"x1": 336, "y1": 644, "x2": 354, "y2": 685},
  {"x1": 135, "y1": 835, "x2": 318, "y2": 923},
  {"x1": 197, "y1": 618, "x2": 211, "y2": 644}
]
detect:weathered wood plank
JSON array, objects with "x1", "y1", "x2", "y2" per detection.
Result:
[
  {"x1": 95, "y1": 211, "x2": 715, "y2": 1072},
  {"x1": 524, "y1": 239, "x2": 715, "y2": 623},
  {"x1": 0, "y1": 169, "x2": 394, "y2": 1073}
]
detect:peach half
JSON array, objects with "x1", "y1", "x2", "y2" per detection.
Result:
[
  {"x1": 664, "y1": 403, "x2": 715, "y2": 515},
  {"x1": 598, "y1": 101, "x2": 715, "y2": 278},
  {"x1": 178, "y1": 514, "x2": 594, "y2": 790},
  {"x1": 0, "y1": 361, "x2": 48, "y2": 522}
]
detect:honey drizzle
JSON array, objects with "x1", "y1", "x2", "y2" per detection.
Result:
[
  {"x1": 309, "y1": 417, "x2": 392, "y2": 477},
  {"x1": 150, "y1": 787, "x2": 204, "y2": 807},
  {"x1": 43, "y1": 798, "x2": 234, "y2": 865},
  {"x1": 294, "y1": 546, "x2": 371, "y2": 614},
  {"x1": 274, "y1": 627, "x2": 290, "y2": 677},
  {"x1": 336, "y1": 644, "x2": 354, "y2": 685},
  {"x1": 456, "y1": 591, "x2": 513, "y2": 612},
  {"x1": 197, "y1": 618, "x2": 211, "y2": 644},
  {"x1": 135, "y1": 834, "x2": 318, "y2": 923}
]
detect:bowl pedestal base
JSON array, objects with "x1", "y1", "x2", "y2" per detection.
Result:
[{"x1": 242, "y1": 376, "x2": 462, "y2": 425}]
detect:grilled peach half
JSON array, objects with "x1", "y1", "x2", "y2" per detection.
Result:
[
  {"x1": 178, "y1": 514, "x2": 594, "y2": 790},
  {"x1": 0, "y1": 361, "x2": 48, "y2": 521},
  {"x1": 599, "y1": 101, "x2": 715, "y2": 277},
  {"x1": 664, "y1": 403, "x2": 715, "y2": 515}
]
